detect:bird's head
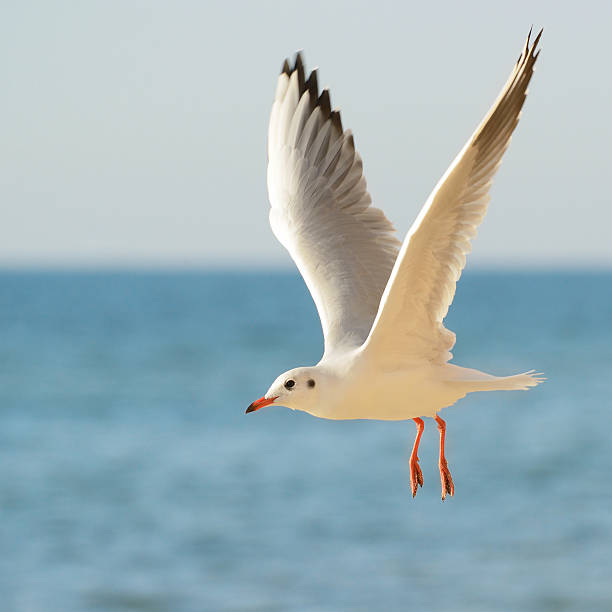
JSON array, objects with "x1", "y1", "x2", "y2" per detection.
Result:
[{"x1": 246, "y1": 366, "x2": 320, "y2": 414}]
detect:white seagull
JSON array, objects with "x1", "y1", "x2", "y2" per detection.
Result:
[{"x1": 247, "y1": 30, "x2": 544, "y2": 499}]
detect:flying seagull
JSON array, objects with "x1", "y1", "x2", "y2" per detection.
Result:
[{"x1": 247, "y1": 30, "x2": 544, "y2": 499}]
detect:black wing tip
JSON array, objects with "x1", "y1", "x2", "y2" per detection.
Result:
[
  {"x1": 294, "y1": 51, "x2": 304, "y2": 72},
  {"x1": 280, "y1": 52, "x2": 344, "y2": 130},
  {"x1": 305, "y1": 69, "x2": 319, "y2": 109},
  {"x1": 293, "y1": 51, "x2": 305, "y2": 93},
  {"x1": 523, "y1": 26, "x2": 543, "y2": 60},
  {"x1": 318, "y1": 88, "x2": 332, "y2": 119},
  {"x1": 330, "y1": 109, "x2": 343, "y2": 133},
  {"x1": 526, "y1": 25, "x2": 544, "y2": 43},
  {"x1": 305, "y1": 68, "x2": 318, "y2": 91},
  {"x1": 280, "y1": 51, "x2": 305, "y2": 76},
  {"x1": 532, "y1": 28, "x2": 544, "y2": 52},
  {"x1": 280, "y1": 51, "x2": 310, "y2": 96},
  {"x1": 516, "y1": 26, "x2": 543, "y2": 67}
]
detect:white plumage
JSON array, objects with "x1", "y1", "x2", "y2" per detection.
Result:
[
  {"x1": 267, "y1": 55, "x2": 400, "y2": 354},
  {"x1": 249, "y1": 30, "x2": 544, "y2": 499}
]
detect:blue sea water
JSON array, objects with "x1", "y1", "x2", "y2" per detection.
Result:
[{"x1": 0, "y1": 270, "x2": 611, "y2": 612}]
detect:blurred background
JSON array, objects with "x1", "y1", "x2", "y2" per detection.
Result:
[{"x1": 1, "y1": 1, "x2": 611, "y2": 611}]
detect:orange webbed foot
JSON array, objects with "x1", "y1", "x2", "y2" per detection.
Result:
[
  {"x1": 439, "y1": 458, "x2": 454, "y2": 501},
  {"x1": 410, "y1": 455, "x2": 424, "y2": 498}
]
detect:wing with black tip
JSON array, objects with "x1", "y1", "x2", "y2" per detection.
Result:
[
  {"x1": 267, "y1": 53, "x2": 401, "y2": 355},
  {"x1": 363, "y1": 30, "x2": 542, "y2": 364}
]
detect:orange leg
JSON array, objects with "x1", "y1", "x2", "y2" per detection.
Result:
[
  {"x1": 435, "y1": 415, "x2": 454, "y2": 500},
  {"x1": 409, "y1": 418, "x2": 425, "y2": 498}
]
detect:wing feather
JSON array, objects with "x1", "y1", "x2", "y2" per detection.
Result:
[
  {"x1": 363, "y1": 29, "x2": 543, "y2": 364},
  {"x1": 267, "y1": 54, "x2": 401, "y2": 355}
]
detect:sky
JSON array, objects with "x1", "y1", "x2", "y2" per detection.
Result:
[{"x1": 1, "y1": 1, "x2": 609, "y2": 269}]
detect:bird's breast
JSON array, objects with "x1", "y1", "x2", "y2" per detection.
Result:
[{"x1": 307, "y1": 362, "x2": 455, "y2": 421}]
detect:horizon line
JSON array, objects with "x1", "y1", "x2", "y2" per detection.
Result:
[{"x1": 1, "y1": 262, "x2": 612, "y2": 274}]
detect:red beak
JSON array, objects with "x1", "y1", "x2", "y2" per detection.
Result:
[{"x1": 245, "y1": 396, "x2": 278, "y2": 414}]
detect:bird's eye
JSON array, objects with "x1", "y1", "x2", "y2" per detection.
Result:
[
  {"x1": 284, "y1": 379, "x2": 295, "y2": 390},
  {"x1": 307, "y1": 379, "x2": 315, "y2": 388}
]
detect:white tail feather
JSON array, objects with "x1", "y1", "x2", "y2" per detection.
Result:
[{"x1": 461, "y1": 369, "x2": 546, "y2": 392}]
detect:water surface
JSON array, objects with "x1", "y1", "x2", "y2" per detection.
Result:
[{"x1": 1, "y1": 271, "x2": 610, "y2": 611}]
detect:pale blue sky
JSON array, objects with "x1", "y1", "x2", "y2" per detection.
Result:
[{"x1": 1, "y1": 1, "x2": 609, "y2": 268}]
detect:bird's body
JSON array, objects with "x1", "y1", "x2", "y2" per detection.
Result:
[
  {"x1": 248, "y1": 30, "x2": 544, "y2": 498},
  {"x1": 281, "y1": 355, "x2": 539, "y2": 421},
  {"x1": 307, "y1": 356, "x2": 454, "y2": 421}
]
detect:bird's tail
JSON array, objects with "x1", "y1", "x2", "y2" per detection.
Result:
[
  {"x1": 447, "y1": 365, "x2": 546, "y2": 393},
  {"x1": 471, "y1": 370, "x2": 545, "y2": 391}
]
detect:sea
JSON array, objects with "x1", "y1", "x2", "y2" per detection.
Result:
[{"x1": 1, "y1": 270, "x2": 611, "y2": 612}]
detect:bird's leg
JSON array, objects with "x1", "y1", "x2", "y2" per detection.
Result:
[
  {"x1": 435, "y1": 415, "x2": 454, "y2": 500},
  {"x1": 409, "y1": 418, "x2": 425, "y2": 497}
]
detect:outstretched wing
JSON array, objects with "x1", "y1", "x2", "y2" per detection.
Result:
[
  {"x1": 267, "y1": 54, "x2": 401, "y2": 356},
  {"x1": 362, "y1": 29, "x2": 542, "y2": 364}
]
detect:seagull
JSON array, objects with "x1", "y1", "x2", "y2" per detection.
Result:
[{"x1": 247, "y1": 30, "x2": 544, "y2": 499}]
